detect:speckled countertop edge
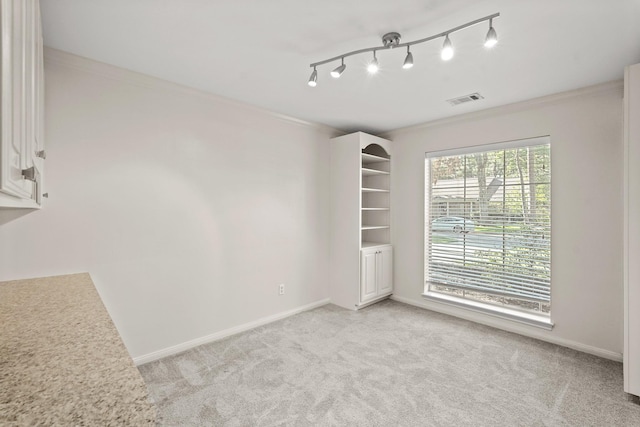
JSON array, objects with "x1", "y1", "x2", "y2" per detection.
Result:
[{"x1": 0, "y1": 273, "x2": 156, "y2": 425}]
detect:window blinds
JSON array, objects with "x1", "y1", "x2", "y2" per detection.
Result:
[{"x1": 426, "y1": 138, "x2": 551, "y2": 305}]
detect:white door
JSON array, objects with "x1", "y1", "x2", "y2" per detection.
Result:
[
  {"x1": 377, "y1": 246, "x2": 393, "y2": 295},
  {"x1": 360, "y1": 249, "x2": 378, "y2": 303}
]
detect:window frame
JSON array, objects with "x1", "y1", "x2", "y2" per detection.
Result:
[{"x1": 423, "y1": 136, "x2": 553, "y2": 329}]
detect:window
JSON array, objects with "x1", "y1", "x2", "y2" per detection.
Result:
[{"x1": 424, "y1": 137, "x2": 551, "y2": 323}]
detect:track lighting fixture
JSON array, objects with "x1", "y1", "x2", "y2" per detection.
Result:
[
  {"x1": 441, "y1": 34, "x2": 454, "y2": 61},
  {"x1": 403, "y1": 47, "x2": 414, "y2": 69},
  {"x1": 307, "y1": 12, "x2": 499, "y2": 87},
  {"x1": 331, "y1": 58, "x2": 346, "y2": 78},
  {"x1": 484, "y1": 18, "x2": 498, "y2": 48},
  {"x1": 308, "y1": 67, "x2": 317, "y2": 87}
]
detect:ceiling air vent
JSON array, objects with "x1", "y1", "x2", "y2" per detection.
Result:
[{"x1": 447, "y1": 92, "x2": 484, "y2": 106}]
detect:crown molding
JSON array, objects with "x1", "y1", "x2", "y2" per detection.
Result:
[
  {"x1": 380, "y1": 79, "x2": 624, "y2": 138},
  {"x1": 44, "y1": 47, "x2": 341, "y2": 136},
  {"x1": 44, "y1": 47, "x2": 622, "y2": 140}
]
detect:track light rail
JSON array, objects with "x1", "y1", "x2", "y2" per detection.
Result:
[
  {"x1": 309, "y1": 13, "x2": 499, "y2": 69},
  {"x1": 308, "y1": 12, "x2": 500, "y2": 87}
]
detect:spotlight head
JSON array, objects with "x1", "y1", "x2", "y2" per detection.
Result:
[
  {"x1": 484, "y1": 25, "x2": 498, "y2": 48},
  {"x1": 368, "y1": 52, "x2": 379, "y2": 74},
  {"x1": 331, "y1": 62, "x2": 346, "y2": 78},
  {"x1": 403, "y1": 51, "x2": 414, "y2": 69},
  {"x1": 441, "y1": 35, "x2": 454, "y2": 61},
  {"x1": 308, "y1": 68, "x2": 317, "y2": 87}
]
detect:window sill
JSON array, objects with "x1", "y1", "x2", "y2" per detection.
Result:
[{"x1": 422, "y1": 292, "x2": 554, "y2": 330}]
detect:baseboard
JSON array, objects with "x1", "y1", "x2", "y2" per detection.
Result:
[
  {"x1": 391, "y1": 295, "x2": 623, "y2": 362},
  {"x1": 133, "y1": 298, "x2": 331, "y2": 366},
  {"x1": 355, "y1": 294, "x2": 392, "y2": 310}
]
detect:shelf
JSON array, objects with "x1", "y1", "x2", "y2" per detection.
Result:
[
  {"x1": 362, "y1": 187, "x2": 389, "y2": 193},
  {"x1": 362, "y1": 153, "x2": 390, "y2": 164},
  {"x1": 361, "y1": 225, "x2": 390, "y2": 230},
  {"x1": 361, "y1": 207, "x2": 390, "y2": 211},
  {"x1": 362, "y1": 167, "x2": 390, "y2": 176},
  {"x1": 361, "y1": 241, "x2": 391, "y2": 248}
]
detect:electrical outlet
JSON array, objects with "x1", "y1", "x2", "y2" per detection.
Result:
[{"x1": 279, "y1": 284, "x2": 285, "y2": 295}]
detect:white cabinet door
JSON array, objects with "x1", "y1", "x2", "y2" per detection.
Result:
[
  {"x1": 360, "y1": 249, "x2": 378, "y2": 303},
  {"x1": 377, "y1": 246, "x2": 393, "y2": 295},
  {"x1": 0, "y1": 0, "x2": 43, "y2": 207},
  {"x1": 360, "y1": 245, "x2": 393, "y2": 304},
  {"x1": 1, "y1": 0, "x2": 31, "y2": 199}
]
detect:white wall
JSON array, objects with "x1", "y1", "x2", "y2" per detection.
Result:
[
  {"x1": 385, "y1": 82, "x2": 624, "y2": 358},
  {"x1": 0, "y1": 49, "x2": 337, "y2": 360},
  {"x1": 0, "y1": 48, "x2": 625, "y2": 362}
]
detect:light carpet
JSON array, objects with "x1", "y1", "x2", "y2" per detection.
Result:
[{"x1": 139, "y1": 300, "x2": 640, "y2": 426}]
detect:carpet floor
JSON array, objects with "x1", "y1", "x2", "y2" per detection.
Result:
[{"x1": 139, "y1": 300, "x2": 640, "y2": 426}]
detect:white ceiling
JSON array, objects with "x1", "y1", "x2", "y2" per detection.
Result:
[{"x1": 40, "y1": 0, "x2": 640, "y2": 134}]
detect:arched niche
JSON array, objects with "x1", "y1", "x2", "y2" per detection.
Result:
[{"x1": 362, "y1": 143, "x2": 390, "y2": 159}]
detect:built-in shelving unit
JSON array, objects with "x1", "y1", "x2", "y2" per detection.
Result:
[
  {"x1": 361, "y1": 144, "x2": 390, "y2": 248},
  {"x1": 329, "y1": 132, "x2": 393, "y2": 311}
]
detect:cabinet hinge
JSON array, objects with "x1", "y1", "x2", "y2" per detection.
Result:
[{"x1": 22, "y1": 167, "x2": 36, "y2": 182}]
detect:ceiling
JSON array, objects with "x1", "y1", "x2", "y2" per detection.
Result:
[{"x1": 40, "y1": 0, "x2": 640, "y2": 134}]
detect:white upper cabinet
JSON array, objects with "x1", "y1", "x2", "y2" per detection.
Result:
[{"x1": 0, "y1": 0, "x2": 45, "y2": 208}]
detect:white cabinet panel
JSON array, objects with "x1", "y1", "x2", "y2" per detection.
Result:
[
  {"x1": 359, "y1": 245, "x2": 393, "y2": 306},
  {"x1": 378, "y1": 246, "x2": 393, "y2": 295},
  {"x1": 0, "y1": 0, "x2": 44, "y2": 208},
  {"x1": 360, "y1": 249, "x2": 378, "y2": 303}
]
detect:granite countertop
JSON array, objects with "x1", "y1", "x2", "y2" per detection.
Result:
[{"x1": 0, "y1": 273, "x2": 156, "y2": 425}]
